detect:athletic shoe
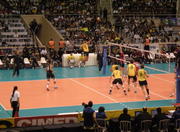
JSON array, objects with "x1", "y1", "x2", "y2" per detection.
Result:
[
  {"x1": 47, "y1": 88, "x2": 50, "y2": 91},
  {"x1": 145, "y1": 96, "x2": 150, "y2": 100},
  {"x1": 127, "y1": 88, "x2": 130, "y2": 92},
  {"x1": 169, "y1": 93, "x2": 175, "y2": 97},
  {"x1": 124, "y1": 90, "x2": 127, "y2": 96},
  {"x1": 134, "y1": 90, "x2": 137, "y2": 93},
  {"x1": 109, "y1": 90, "x2": 112, "y2": 94},
  {"x1": 54, "y1": 86, "x2": 58, "y2": 89}
]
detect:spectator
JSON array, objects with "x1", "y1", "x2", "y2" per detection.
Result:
[
  {"x1": 152, "y1": 108, "x2": 169, "y2": 128},
  {"x1": 118, "y1": 108, "x2": 131, "y2": 122},
  {"x1": 48, "y1": 38, "x2": 55, "y2": 50},
  {"x1": 96, "y1": 106, "x2": 107, "y2": 119},
  {"x1": 82, "y1": 101, "x2": 97, "y2": 131},
  {"x1": 29, "y1": 19, "x2": 38, "y2": 33},
  {"x1": 134, "y1": 108, "x2": 152, "y2": 131},
  {"x1": 40, "y1": 48, "x2": 48, "y2": 58},
  {"x1": 172, "y1": 107, "x2": 180, "y2": 123}
]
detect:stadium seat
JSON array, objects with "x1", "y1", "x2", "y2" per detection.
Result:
[
  {"x1": 165, "y1": 53, "x2": 171, "y2": 59},
  {"x1": 24, "y1": 58, "x2": 31, "y2": 68},
  {"x1": 140, "y1": 120, "x2": 152, "y2": 132},
  {"x1": 176, "y1": 119, "x2": 180, "y2": 132},
  {"x1": 9, "y1": 58, "x2": 14, "y2": 69},
  {"x1": 158, "y1": 119, "x2": 169, "y2": 132},
  {"x1": 40, "y1": 57, "x2": 47, "y2": 67},
  {"x1": 0, "y1": 59, "x2": 4, "y2": 69},
  {"x1": 170, "y1": 52, "x2": 176, "y2": 61},
  {"x1": 95, "y1": 118, "x2": 107, "y2": 132},
  {"x1": 119, "y1": 120, "x2": 131, "y2": 132}
]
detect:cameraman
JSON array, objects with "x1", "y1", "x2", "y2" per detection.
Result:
[{"x1": 82, "y1": 101, "x2": 97, "y2": 132}]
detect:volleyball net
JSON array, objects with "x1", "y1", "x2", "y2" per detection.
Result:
[
  {"x1": 106, "y1": 42, "x2": 175, "y2": 74},
  {"x1": 101, "y1": 42, "x2": 175, "y2": 99}
]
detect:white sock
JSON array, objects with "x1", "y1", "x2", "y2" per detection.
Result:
[{"x1": 47, "y1": 81, "x2": 50, "y2": 88}]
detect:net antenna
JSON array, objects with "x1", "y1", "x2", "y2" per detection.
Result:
[{"x1": 108, "y1": 42, "x2": 172, "y2": 73}]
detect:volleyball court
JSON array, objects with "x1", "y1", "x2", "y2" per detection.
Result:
[
  {"x1": 107, "y1": 42, "x2": 175, "y2": 101},
  {"x1": 0, "y1": 43, "x2": 175, "y2": 114}
]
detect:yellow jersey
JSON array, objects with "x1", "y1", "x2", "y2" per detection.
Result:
[
  {"x1": 127, "y1": 64, "x2": 136, "y2": 76},
  {"x1": 112, "y1": 70, "x2": 122, "y2": 79},
  {"x1": 111, "y1": 65, "x2": 118, "y2": 72},
  {"x1": 81, "y1": 43, "x2": 89, "y2": 52},
  {"x1": 138, "y1": 69, "x2": 147, "y2": 81},
  {"x1": 67, "y1": 55, "x2": 75, "y2": 60}
]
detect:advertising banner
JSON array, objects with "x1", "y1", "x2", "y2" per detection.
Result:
[
  {"x1": 0, "y1": 118, "x2": 14, "y2": 128},
  {"x1": 15, "y1": 114, "x2": 79, "y2": 127}
]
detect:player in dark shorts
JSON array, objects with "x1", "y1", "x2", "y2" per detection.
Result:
[
  {"x1": 137, "y1": 64, "x2": 150, "y2": 100},
  {"x1": 127, "y1": 60, "x2": 137, "y2": 93},
  {"x1": 109, "y1": 66, "x2": 127, "y2": 95},
  {"x1": 46, "y1": 60, "x2": 58, "y2": 91}
]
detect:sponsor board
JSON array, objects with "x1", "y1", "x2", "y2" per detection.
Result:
[
  {"x1": 15, "y1": 114, "x2": 79, "y2": 127},
  {"x1": 0, "y1": 118, "x2": 14, "y2": 128}
]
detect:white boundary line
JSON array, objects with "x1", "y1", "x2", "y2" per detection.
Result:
[
  {"x1": 126, "y1": 82, "x2": 169, "y2": 100},
  {"x1": 69, "y1": 78, "x2": 118, "y2": 103},
  {"x1": 69, "y1": 78, "x2": 130, "y2": 108},
  {"x1": 0, "y1": 103, "x2": 6, "y2": 110},
  {"x1": 136, "y1": 85, "x2": 169, "y2": 100},
  {"x1": 149, "y1": 91, "x2": 169, "y2": 100},
  {"x1": 150, "y1": 74, "x2": 174, "y2": 84}
]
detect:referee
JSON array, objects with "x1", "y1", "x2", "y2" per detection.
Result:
[{"x1": 12, "y1": 51, "x2": 21, "y2": 77}]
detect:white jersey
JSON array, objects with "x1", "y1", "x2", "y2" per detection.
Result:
[{"x1": 11, "y1": 91, "x2": 20, "y2": 102}]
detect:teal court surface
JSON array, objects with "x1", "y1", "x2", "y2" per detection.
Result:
[{"x1": 0, "y1": 63, "x2": 176, "y2": 118}]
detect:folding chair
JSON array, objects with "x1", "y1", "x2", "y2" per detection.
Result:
[
  {"x1": 95, "y1": 118, "x2": 107, "y2": 132},
  {"x1": 9, "y1": 58, "x2": 14, "y2": 69},
  {"x1": 119, "y1": 120, "x2": 131, "y2": 132},
  {"x1": 0, "y1": 59, "x2": 4, "y2": 69},
  {"x1": 24, "y1": 58, "x2": 31, "y2": 68},
  {"x1": 176, "y1": 119, "x2": 180, "y2": 132},
  {"x1": 140, "y1": 120, "x2": 152, "y2": 132},
  {"x1": 40, "y1": 57, "x2": 47, "y2": 67},
  {"x1": 158, "y1": 119, "x2": 169, "y2": 132},
  {"x1": 169, "y1": 52, "x2": 175, "y2": 61}
]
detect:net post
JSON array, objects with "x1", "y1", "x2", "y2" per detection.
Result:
[
  {"x1": 102, "y1": 46, "x2": 108, "y2": 74},
  {"x1": 168, "y1": 57, "x2": 171, "y2": 72},
  {"x1": 176, "y1": 61, "x2": 180, "y2": 103}
]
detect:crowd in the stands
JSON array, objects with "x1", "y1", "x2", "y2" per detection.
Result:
[
  {"x1": 114, "y1": 17, "x2": 180, "y2": 44},
  {"x1": 0, "y1": 0, "x2": 179, "y2": 69},
  {"x1": 112, "y1": 0, "x2": 177, "y2": 15}
]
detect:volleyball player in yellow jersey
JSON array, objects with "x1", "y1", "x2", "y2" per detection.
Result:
[
  {"x1": 127, "y1": 60, "x2": 137, "y2": 93},
  {"x1": 78, "y1": 53, "x2": 85, "y2": 67},
  {"x1": 109, "y1": 66, "x2": 127, "y2": 95},
  {"x1": 137, "y1": 64, "x2": 150, "y2": 100},
  {"x1": 111, "y1": 63, "x2": 119, "y2": 72},
  {"x1": 80, "y1": 40, "x2": 90, "y2": 62}
]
